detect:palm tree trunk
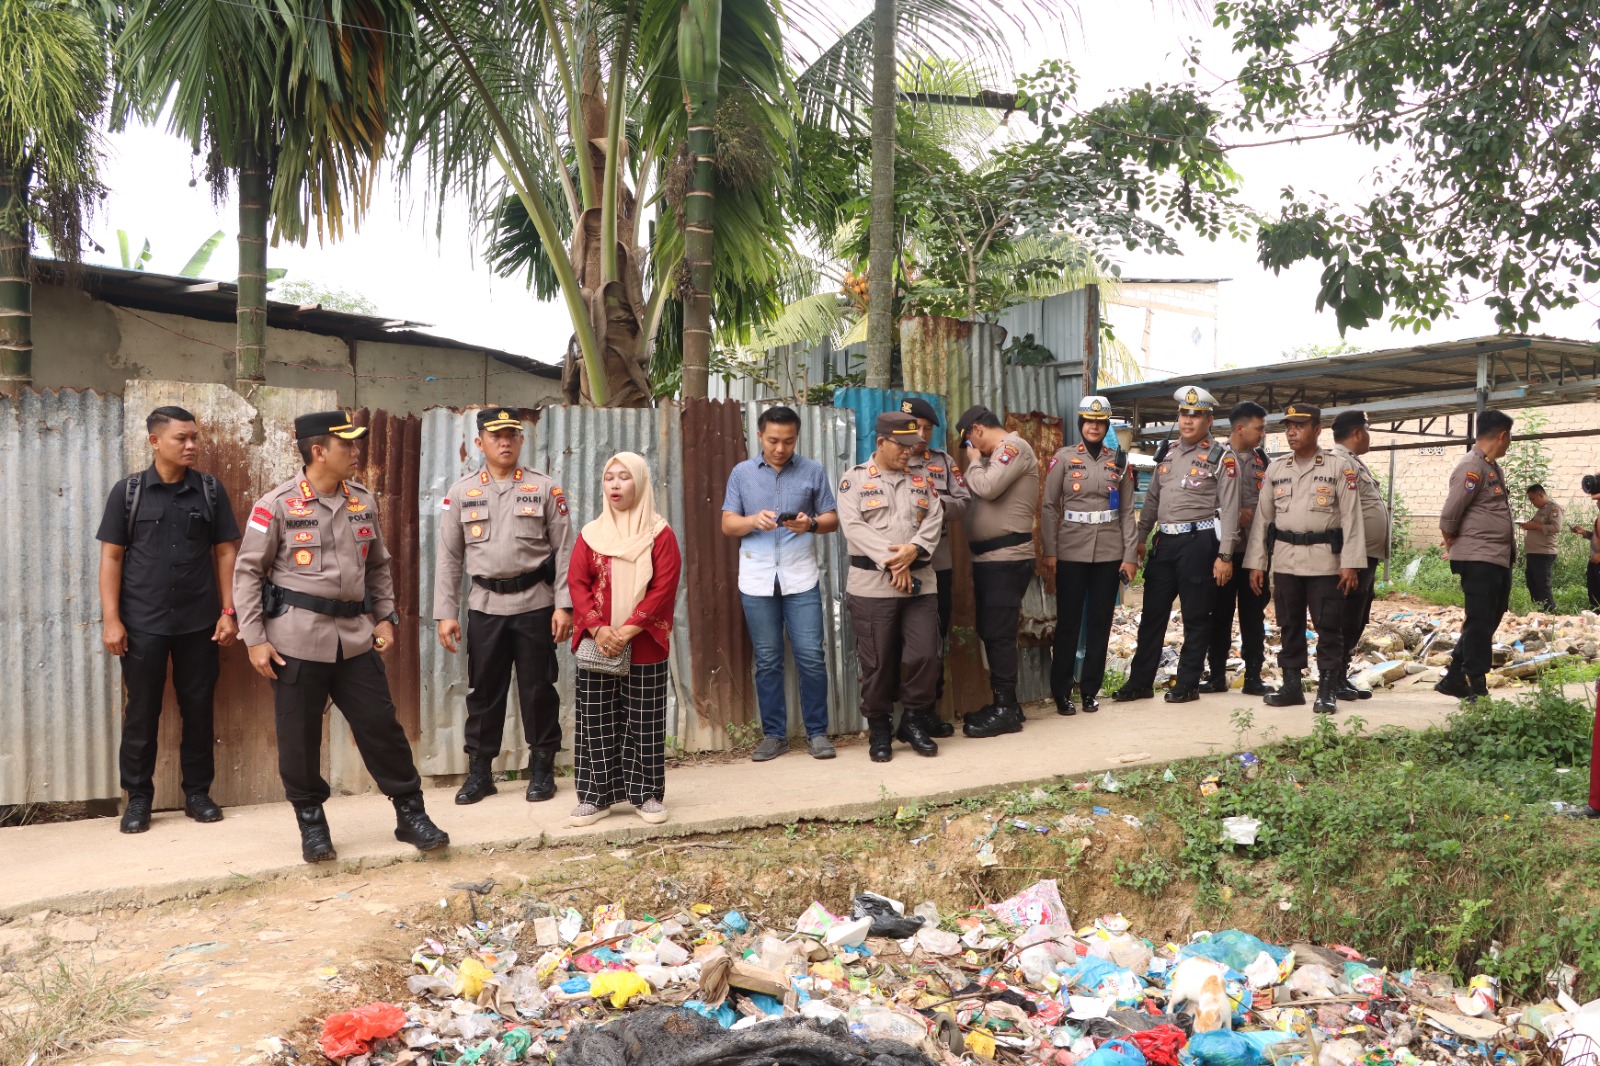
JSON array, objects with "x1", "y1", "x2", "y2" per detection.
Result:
[
  {"x1": 0, "y1": 166, "x2": 32, "y2": 390},
  {"x1": 236, "y1": 147, "x2": 270, "y2": 391},
  {"x1": 679, "y1": 0, "x2": 721, "y2": 399},
  {"x1": 864, "y1": 0, "x2": 896, "y2": 389}
]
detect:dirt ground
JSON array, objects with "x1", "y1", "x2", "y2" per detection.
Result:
[{"x1": 4, "y1": 796, "x2": 1215, "y2": 1066}]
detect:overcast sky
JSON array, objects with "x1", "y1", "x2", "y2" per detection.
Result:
[{"x1": 82, "y1": 2, "x2": 1600, "y2": 374}]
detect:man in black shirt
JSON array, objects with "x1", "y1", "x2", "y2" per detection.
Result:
[{"x1": 97, "y1": 406, "x2": 242, "y2": 833}]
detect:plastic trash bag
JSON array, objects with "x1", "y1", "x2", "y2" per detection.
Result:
[
  {"x1": 558, "y1": 1006, "x2": 938, "y2": 1066},
  {"x1": 1181, "y1": 931, "x2": 1289, "y2": 973},
  {"x1": 852, "y1": 893, "x2": 925, "y2": 939},
  {"x1": 590, "y1": 970, "x2": 652, "y2": 1008},
  {"x1": 319, "y1": 1001, "x2": 408, "y2": 1060},
  {"x1": 1080, "y1": 1037, "x2": 1149, "y2": 1066},
  {"x1": 1181, "y1": 1029, "x2": 1261, "y2": 1066}
]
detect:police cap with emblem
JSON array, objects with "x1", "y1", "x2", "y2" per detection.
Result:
[
  {"x1": 294, "y1": 410, "x2": 368, "y2": 440},
  {"x1": 477, "y1": 407, "x2": 523, "y2": 433},
  {"x1": 876, "y1": 411, "x2": 921, "y2": 439},
  {"x1": 1282, "y1": 402, "x2": 1322, "y2": 423},
  {"x1": 1173, "y1": 385, "x2": 1218, "y2": 414},
  {"x1": 900, "y1": 396, "x2": 940, "y2": 425},
  {"x1": 1078, "y1": 395, "x2": 1113, "y2": 421}
]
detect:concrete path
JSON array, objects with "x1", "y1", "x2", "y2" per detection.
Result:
[{"x1": 2, "y1": 676, "x2": 1500, "y2": 919}]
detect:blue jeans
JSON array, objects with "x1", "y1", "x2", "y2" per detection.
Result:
[{"x1": 740, "y1": 585, "x2": 831, "y2": 738}]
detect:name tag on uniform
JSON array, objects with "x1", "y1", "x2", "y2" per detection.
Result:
[{"x1": 285, "y1": 518, "x2": 316, "y2": 529}]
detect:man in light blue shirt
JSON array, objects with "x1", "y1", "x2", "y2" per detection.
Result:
[{"x1": 721, "y1": 405, "x2": 839, "y2": 761}]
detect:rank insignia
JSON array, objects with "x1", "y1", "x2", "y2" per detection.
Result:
[
  {"x1": 292, "y1": 531, "x2": 314, "y2": 543},
  {"x1": 862, "y1": 498, "x2": 885, "y2": 509},
  {"x1": 294, "y1": 548, "x2": 313, "y2": 566}
]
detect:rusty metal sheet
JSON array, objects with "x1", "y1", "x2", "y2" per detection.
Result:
[
  {"x1": 678, "y1": 399, "x2": 755, "y2": 732},
  {"x1": 0, "y1": 389, "x2": 125, "y2": 806},
  {"x1": 741, "y1": 402, "x2": 861, "y2": 739}
]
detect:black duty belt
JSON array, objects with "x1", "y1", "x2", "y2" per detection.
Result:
[
  {"x1": 264, "y1": 581, "x2": 367, "y2": 618},
  {"x1": 970, "y1": 531, "x2": 1033, "y2": 555},
  {"x1": 1269, "y1": 527, "x2": 1344, "y2": 550},
  {"x1": 849, "y1": 555, "x2": 881, "y2": 571},
  {"x1": 472, "y1": 559, "x2": 555, "y2": 594}
]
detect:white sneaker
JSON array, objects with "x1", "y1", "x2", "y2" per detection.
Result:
[
  {"x1": 567, "y1": 802, "x2": 611, "y2": 827},
  {"x1": 636, "y1": 799, "x2": 669, "y2": 824}
]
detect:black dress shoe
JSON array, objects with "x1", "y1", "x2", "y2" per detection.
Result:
[
  {"x1": 120, "y1": 795, "x2": 152, "y2": 834},
  {"x1": 1434, "y1": 672, "x2": 1473, "y2": 699},
  {"x1": 868, "y1": 720, "x2": 893, "y2": 763},
  {"x1": 1197, "y1": 677, "x2": 1229, "y2": 694},
  {"x1": 1313, "y1": 690, "x2": 1338, "y2": 715},
  {"x1": 963, "y1": 702, "x2": 1024, "y2": 738},
  {"x1": 895, "y1": 714, "x2": 940, "y2": 756},
  {"x1": 1264, "y1": 685, "x2": 1306, "y2": 707},
  {"x1": 1241, "y1": 677, "x2": 1273, "y2": 696},
  {"x1": 1054, "y1": 694, "x2": 1077, "y2": 716},
  {"x1": 917, "y1": 711, "x2": 955, "y2": 738},
  {"x1": 525, "y1": 750, "x2": 557, "y2": 802},
  {"x1": 184, "y1": 793, "x2": 223, "y2": 823},
  {"x1": 1080, "y1": 696, "x2": 1100, "y2": 713},
  {"x1": 296, "y1": 805, "x2": 337, "y2": 863},
  {"x1": 1164, "y1": 686, "x2": 1200, "y2": 704},
  {"x1": 1111, "y1": 686, "x2": 1154, "y2": 702},
  {"x1": 455, "y1": 757, "x2": 498, "y2": 805},
  {"x1": 393, "y1": 793, "x2": 450, "y2": 852}
]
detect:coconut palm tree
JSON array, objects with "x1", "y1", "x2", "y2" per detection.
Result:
[
  {"x1": 403, "y1": 0, "x2": 791, "y2": 404},
  {"x1": 117, "y1": 0, "x2": 412, "y2": 391},
  {"x1": 0, "y1": 0, "x2": 106, "y2": 389}
]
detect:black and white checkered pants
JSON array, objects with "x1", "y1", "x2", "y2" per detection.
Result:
[{"x1": 574, "y1": 659, "x2": 669, "y2": 808}]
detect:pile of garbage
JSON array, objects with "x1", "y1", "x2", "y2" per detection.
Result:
[
  {"x1": 280, "y1": 879, "x2": 1591, "y2": 1066},
  {"x1": 1107, "y1": 598, "x2": 1600, "y2": 691}
]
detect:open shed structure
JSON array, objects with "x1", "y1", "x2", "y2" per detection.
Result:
[{"x1": 1105, "y1": 335, "x2": 1600, "y2": 452}]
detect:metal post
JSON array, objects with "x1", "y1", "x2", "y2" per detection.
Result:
[{"x1": 1384, "y1": 445, "x2": 1396, "y2": 584}]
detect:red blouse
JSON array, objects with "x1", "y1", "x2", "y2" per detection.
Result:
[{"x1": 568, "y1": 528, "x2": 682, "y2": 664}]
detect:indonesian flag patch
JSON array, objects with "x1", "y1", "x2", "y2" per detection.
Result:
[
  {"x1": 248, "y1": 506, "x2": 272, "y2": 534},
  {"x1": 440, "y1": 496, "x2": 452, "y2": 511}
]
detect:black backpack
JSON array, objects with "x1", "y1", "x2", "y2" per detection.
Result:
[{"x1": 124, "y1": 471, "x2": 219, "y2": 538}]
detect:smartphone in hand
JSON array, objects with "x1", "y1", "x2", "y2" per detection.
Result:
[{"x1": 775, "y1": 511, "x2": 800, "y2": 523}]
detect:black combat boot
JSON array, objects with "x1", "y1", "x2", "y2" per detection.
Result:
[
  {"x1": 868, "y1": 717, "x2": 894, "y2": 763},
  {"x1": 1241, "y1": 674, "x2": 1273, "y2": 696},
  {"x1": 1433, "y1": 670, "x2": 1472, "y2": 699},
  {"x1": 393, "y1": 793, "x2": 450, "y2": 852},
  {"x1": 916, "y1": 711, "x2": 955, "y2": 738},
  {"x1": 964, "y1": 692, "x2": 1024, "y2": 738},
  {"x1": 1312, "y1": 683, "x2": 1338, "y2": 715},
  {"x1": 120, "y1": 794, "x2": 152, "y2": 834},
  {"x1": 295, "y1": 804, "x2": 337, "y2": 863},
  {"x1": 1264, "y1": 680, "x2": 1306, "y2": 707},
  {"x1": 525, "y1": 750, "x2": 557, "y2": 802},
  {"x1": 1335, "y1": 670, "x2": 1372, "y2": 701},
  {"x1": 1164, "y1": 684, "x2": 1200, "y2": 703},
  {"x1": 454, "y1": 756, "x2": 498, "y2": 805},
  {"x1": 1197, "y1": 674, "x2": 1229, "y2": 694},
  {"x1": 1111, "y1": 683, "x2": 1154, "y2": 702},
  {"x1": 895, "y1": 712, "x2": 939, "y2": 757}
]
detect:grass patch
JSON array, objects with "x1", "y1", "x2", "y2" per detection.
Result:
[
  {"x1": 0, "y1": 959, "x2": 156, "y2": 1065},
  {"x1": 1389, "y1": 539, "x2": 1596, "y2": 613}
]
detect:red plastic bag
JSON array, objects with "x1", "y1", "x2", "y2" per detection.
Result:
[{"x1": 319, "y1": 1001, "x2": 408, "y2": 1059}]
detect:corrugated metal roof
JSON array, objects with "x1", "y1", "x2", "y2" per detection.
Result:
[
  {"x1": 743, "y1": 402, "x2": 862, "y2": 737},
  {"x1": 0, "y1": 390, "x2": 124, "y2": 805}
]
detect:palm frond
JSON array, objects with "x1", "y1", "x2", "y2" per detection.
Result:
[{"x1": 739, "y1": 290, "x2": 849, "y2": 351}]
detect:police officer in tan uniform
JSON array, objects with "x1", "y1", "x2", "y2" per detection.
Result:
[
  {"x1": 1520, "y1": 484, "x2": 1562, "y2": 613},
  {"x1": 1201, "y1": 401, "x2": 1273, "y2": 696},
  {"x1": 235, "y1": 411, "x2": 449, "y2": 863},
  {"x1": 1435, "y1": 409, "x2": 1517, "y2": 703},
  {"x1": 837, "y1": 412, "x2": 945, "y2": 763},
  {"x1": 1329, "y1": 410, "x2": 1390, "y2": 699},
  {"x1": 904, "y1": 395, "x2": 969, "y2": 736},
  {"x1": 1245, "y1": 404, "x2": 1366, "y2": 714},
  {"x1": 955, "y1": 404, "x2": 1041, "y2": 738},
  {"x1": 1115, "y1": 386, "x2": 1240, "y2": 704},
  {"x1": 435, "y1": 408, "x2": 575, "y2": 806},
  {"x1": 1042, "y1": 396, "x2": 1136, "y2": 716}
]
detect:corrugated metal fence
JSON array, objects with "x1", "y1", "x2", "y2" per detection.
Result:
[{"x1": 3, "y1": 380, "x2": 1066, "y2": 807}]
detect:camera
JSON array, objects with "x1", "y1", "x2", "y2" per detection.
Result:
[{"x1": 1583, "y1": 473, "x2": 1600, "y2": 496}]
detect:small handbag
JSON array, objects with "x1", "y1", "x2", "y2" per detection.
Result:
[{"x1": 575, "y1": 634, "x2": 632, "y2": 676}]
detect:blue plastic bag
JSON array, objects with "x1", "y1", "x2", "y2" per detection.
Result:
[
  {"x1": 1180, "y1": 931, "x2": 1289, "y2": 973},
  {"x1": 1080, "y1": 1038, "x2": 1148, "y2": 1066},
  {"x1": 682, "y1": 1000, "x2": 740, "y2": 1028},
  {"x1": 1060, "y1": 956, "x2": 1144, "y2": 1006},
  {"x1": 1181, "y1": 1030, "x2": 1261, "y2": 1066}
]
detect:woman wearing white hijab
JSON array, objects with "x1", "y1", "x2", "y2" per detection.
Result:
[{"x1": 566, "y1": 452, "x2": 682, "y2": 826}]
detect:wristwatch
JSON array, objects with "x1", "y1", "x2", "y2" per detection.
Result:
[
  {"x1": 807, "y1": 514, "x2": 819, "y2": 533},
  {"x1": 1218, "y1": 553, "x2": 1234, "y2": 563},
  {"x1": 379, "y1": 611, "x2": 401, "y2": 625}
]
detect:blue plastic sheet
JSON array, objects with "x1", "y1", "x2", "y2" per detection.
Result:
[
  {"x1": 683, "y1": 1000, "x2": 740, "y2": 1028},
  {"x1": 1180, "y1": 931, "x2": 1289, "y2": 972}
]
